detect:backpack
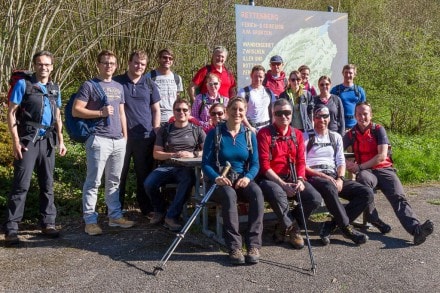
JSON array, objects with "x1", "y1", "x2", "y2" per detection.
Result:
[
  {"x1": 161, "y1": 122, "x2": 201, "y2": 152},
  {"x1": 6, "y1": 70, "x2": 34, "y2": 103},
  {"x1": 198, "y1": 94, "x2": 224, "y2": 117},
  {"x1": 347, "y1": 123, "x2": 393, "y2": 163},
  {"x1": 214, "y1": 121, "x2": 252, "y2": 169},
  {"x1": 64, "y1": 80, "x2": 109, "y2": 143},
  {"x1": 267, "y1": 124, "x2": 298, "y2": 161},
  {"x1": 149, "y1": 70, "x2": 180, "y2": 88},
  {"x1": 306, "y1": 130, "x2": 337, "y2": 155},
  {"x1": 243, "y1": 86, "x2": 273, "y2": 103}
]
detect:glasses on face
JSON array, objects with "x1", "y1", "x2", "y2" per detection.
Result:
[
  {"x1": 319, "y1": 83, "x2": 330, "y2": 87},
  {"x1": 36, "y1": 63, "x2": 52, "y2": 67},
  {"x1": 210, "y1": 111, "x2": 224, "y2": 117},
  {"x1": 315, "y1": 114, "x2": 330, "y2": 119},
  {"x1": 174, "y1": 108, "x2": 189, "y2": 113},
  {"x1": 100, "y1": 62, "x2": 116, "y2": 67},
  {"x1": 274, "y1": 110, "x2": 292, "y2": 117},
  {"x1": 161, "y1": 56, "x2": 173, "y2": 61},
  {"x1": 208, "y1": 82, "x2": 219, "y2": 86}
]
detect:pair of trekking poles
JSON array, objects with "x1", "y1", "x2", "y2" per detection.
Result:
[{"x1": 153, "y1": 159, "x2": 317, "y2": 276}]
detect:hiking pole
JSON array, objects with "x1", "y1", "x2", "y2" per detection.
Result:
[
  {"x1": 288, "y1": 157, "x2": 317, "y2": 275},
  {"x1": 153, "y1": 161, "x2": 231, "y2": 276}
]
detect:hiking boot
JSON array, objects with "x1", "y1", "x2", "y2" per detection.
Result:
[
  {"x1": 41, "y1": 224, "x2": 60, "y2": 238},
  {"x1": 287, "y1": 222, "x2": 304, "y2": 249},
  {"x1": 413, "y1": 220, "x2": 434, "y2": 246},
  {"x1": 150, "y1": 212, "x2": 165, "y2": 225},
  {"x1": 229, "y1": 249, "x2": 245, "y2": 265},
  {"x1": 5, "y1": 231, "x2": 19, "y2": 246},
  {"x1": 319, "y1": 220, "x2": 337, "y2": 246},
  {"x1": 85, "y1": 223, "x2": 103, "y2": 236},
  {"x1": 272, "y1": 223, "x2": 286, "y2": 244},
  {"x1": 164, "y1": 218, "x2": 182, "y2": 232},
  {"x1": 371, "y1": 218, "x2": 392, "y2": 234},
  {"x1": 341, "y1": 225, "x2": 368, "y2": 245},
  {"x1": 109, "y1": 217, "x2": 135, "y2": 228},
  {"x1": 245, "y1": 247, "x2": 260, "y2": 264}
]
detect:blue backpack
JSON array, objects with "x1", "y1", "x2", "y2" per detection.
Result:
[{"x1": 64, "y1": 80, "x2": 109, "y2": 143}]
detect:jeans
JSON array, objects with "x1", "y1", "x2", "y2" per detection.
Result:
[
  {"x1": 5, "y1": 138, "x2": 56, "y2": 233},
  {"x1": 210, "y1": 181, "x2": 264, "y2": 251},
  {"x1": 357, "y1": 168, "x2": 420, "y2": 235},
  {"x1": 82, "y1": 135, "x2": 126, "y2": 224},
  {"x1": 260, "y1": 179, "x2": 322, "y2": 229},
  {"x1": 119, "y1": 136, "x2": 155, "y2": 214},
  {"x1": 308, "y1": 176, "x2": 373, "y2": 228},
  {"x1": 143, "y1": 166, "x2": 195, "y2": 219}
]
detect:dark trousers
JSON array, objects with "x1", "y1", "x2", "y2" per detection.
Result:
[
  {"x1": 210, "y1": 181, "x2": 264, "y2": 251},
  {"x1": 260, "y1": 179, "x2": 322, "y2": 229},
  {"x1": 143, "y1": 166, "x2": 195, "y2": 220},
  {"x1": 5, "y1": 138, "x2": 56, "y2": 233},
  {"x1": 119, "y1": 136, "x2": 155, "y2": 214},
  {"x1": 357, "y1": 168, "x2": 420, "y2": 235},
  {"x1": 308, "y1": 176, "x2": 373, "y2": 228}
]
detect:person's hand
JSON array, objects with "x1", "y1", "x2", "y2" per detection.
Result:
[
  {"x1": 215, "y1": 176, "x2": 232, "y2": 186},
  {"x1": 58, "y1": 142, "x2": 67, "y2": 156},
  {"x1": 335, "y1": 178, "x2": 344, "y2": 192},
  {"x1": 235, "y1": 177, "x2": 250, "y2": 189},
  {"x1": 346, "y1": 161, "x2": 358, "y2": 173},
  {"x1": 172, "y1": 150, "x2": 193, "y2": 158},
  {"x1": 12, "y1": 140, "x2": 27, "y2": 160},
  {"x1": 282, "y1": 182, "x2": 297, "y2": 198},
  {"x1": 102, "y1": 105, "x2": 114, "y2": 117},
  {"x1": 250, "y1": 126, "x2": 257, "y2": 134}
]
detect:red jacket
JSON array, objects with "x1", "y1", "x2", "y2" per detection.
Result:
[{"x1": 264, "y1": 71, "x2": 287, "y2": 97}]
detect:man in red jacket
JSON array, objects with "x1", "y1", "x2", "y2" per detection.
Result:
[{"x1": 263, "y1": 55, "x2": 288, "y2": 98}]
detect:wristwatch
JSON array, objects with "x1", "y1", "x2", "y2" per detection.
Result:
[{"x1": 337, "y1": 175, "x2": 345, "y2": 181}]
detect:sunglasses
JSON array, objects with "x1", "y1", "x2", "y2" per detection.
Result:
[
  {"x1": 315, "y1": 114, "x2": 330, "y2": 119},
  {"x1": 274, "y1": 110, "x2": 292, "y2": 117},
  {"x1": 319, "y1": 83, "x2": 330, "y2": 87},
  {"x1": 210, "y1": 111, "x2": 224, "y2": 116},
  {"x1": 174, "y1": 108, "x2": 189, "y2": 113},
  {"x1": 290, "y1": 78, "x2": 301, "y2": 82},
  {"x1": 208, "y1": 82, "x2": 219, "y2": 86}
]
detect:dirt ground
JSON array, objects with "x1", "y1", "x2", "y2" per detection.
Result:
[{"x1": 0, "y1": 183, "x2": 439, "y2": 293}]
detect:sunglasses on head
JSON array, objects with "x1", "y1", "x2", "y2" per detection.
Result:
[
  {"x1": 210, "y1": 111, "x2": 224, "y2": 117},
  {"x1": 274, "y1": 110, "x2": 292, "y2": 117},
  {"x1": 174, "y1": 108, "x2": 189, "y2": 113}
]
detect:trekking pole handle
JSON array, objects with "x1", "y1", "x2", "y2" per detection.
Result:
[{"x1": 220, "y1": 161, "x2": 232, "y2": 177}]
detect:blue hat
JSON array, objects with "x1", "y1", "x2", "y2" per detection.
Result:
[{"x1": 270, "y1": 55, "x2": 283, "y2": 63}]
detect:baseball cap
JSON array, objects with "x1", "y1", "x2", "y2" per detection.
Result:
[{"x1": 270, "y1": 55, "x2": 283, "y2": 63}]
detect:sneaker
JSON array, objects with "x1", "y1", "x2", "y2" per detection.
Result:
[
  {"x1": 5, "y1": 231, "x2": 19, "y2": 246},
  {"x1": 164, "y1": 218, "x2": 182, "y2": 232},
  {"x1": 109, "y1": 217, "x2": 135, "y2": 228},
  {"x1": 229, "y1": 249, "x2": 245, "y2": 265},
  {"x1": 287, "y1": 222, "x2": 304, "y2": 249},
  {"x1": 272, "y1": 223, "x2": 286, "y2": 244},
  {"x1": 371, "y1": 218, "x2": 392, "y2": 234},
  {"x1": 245, "y1": 247, "x2": 260, "y2": 264},
  {"x1": 319, "y1": 220, "x2": 337, "y2": 246},
  {"x1": 341, "y1": 225, "x2": 368, "y2": 245},
  {"x1": 85, "y1": 223, "x2": 103, "y2": 236},
  {"x1": 150, "y1": 212, "x2": 165, "y2": 225},
  {"x1": 41, "y1": 224, "x2": 60, "y2": 238},
  {"x1": 414, "y1": 220, "x2": 434, "y2": 246}
]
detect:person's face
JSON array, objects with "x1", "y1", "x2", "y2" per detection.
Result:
[
  {"x1": 300, "y1": 69, "x2": 310, "y2": 83},
  {"x1": 206, "y1": 77, "x2": 220, "y2": 95},
  {"x1": 210, "y1": 106, "x2": 225, "y2": 124},
  {"x1": 355, "y1": 104, "x2": 372, "y2": 129},
  {"x1": 227, "y1": 101, "x2": 246, "y2": 124},
  {"x1": 273, "y1": 104, "x2": 292, "y2": 127},
  {"x1": 251, "y1": 70, "x2": 265, "y2": 87},
  {"x1": 128, "y1": 56, "x2": 147, "y2": 78},
  {"x1": 212, "y1": 51, "x2": 227, "y2": 67},
  {"x1": 343, "y1": 68, "x2": 356, "y2": 84},
  {"x1": 318, "y1": 79, "x2": 331, "y2": 94},
  {"x1": 173, "y1": 102, "x2": 190, "y2": 123},
  {"x1": 98, "y1": 55, "x2": 117, "y2": 78},
  {"x1": 313, "y1": 110, "x2": 330, "y2": 130},
  {"x1": 289, "y1": 74, "x2": 302, "y2": 90},
  {"x1": 270, "y1": 62, "x2": 283, "y2": 74},
  {"x1": 158, "y1": 53, "x2": 174, "y2": 69},
  {"x1": 33, "y1": 55, "x2": 53, "y2": 80}
]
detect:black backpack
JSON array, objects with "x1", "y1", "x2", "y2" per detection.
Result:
[
  {"x1": 267, "y1": 124, "x2": 298, "y2": 161},
  {"x1": 306, "y1": 130, "x2": 337, "y2": 155}
]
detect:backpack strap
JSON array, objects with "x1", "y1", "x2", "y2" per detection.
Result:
[
  {"x1": 150, "y1": 70, "x2": 157, "y2": 80},
  {"x1": 244, "y1": 86, "x2": 251, "y2": 103},
  {"x1": 268, "y1": 124, "x2": 298, "y2": 161},
  {"x1": 306, "y1": 130, "x2": 336, "y2": 156},
  {"x1": 173, "y1": 72, "x2": 180, "y2": 88}
]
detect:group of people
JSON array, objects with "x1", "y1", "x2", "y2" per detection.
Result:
[{"x1": 4, "y1": 48, "x2": 434, "y2": 269}]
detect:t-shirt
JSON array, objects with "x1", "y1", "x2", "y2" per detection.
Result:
[
  {"x1": 155, "y1": 123, "x2": 206, "y2": 153},
  {"x1": 76, "y1": 78, "x2": 125, "y2": 139},
  {"x1": 237, "y1": 86, "x2": 275, "y2": 128},
  {"x1": 330, "y1": 84, "x2": 366, "y2": 129},
  {"x1": 145, "y1": 72, "x2": 183, "y2": 122},
  {"x1": 113, "y1": 73, "x2": 160, "y2": 139}
]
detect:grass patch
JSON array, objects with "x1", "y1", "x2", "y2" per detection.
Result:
[{"x1": 427, "y1": 199, "x2": 440, "y2": 206}]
